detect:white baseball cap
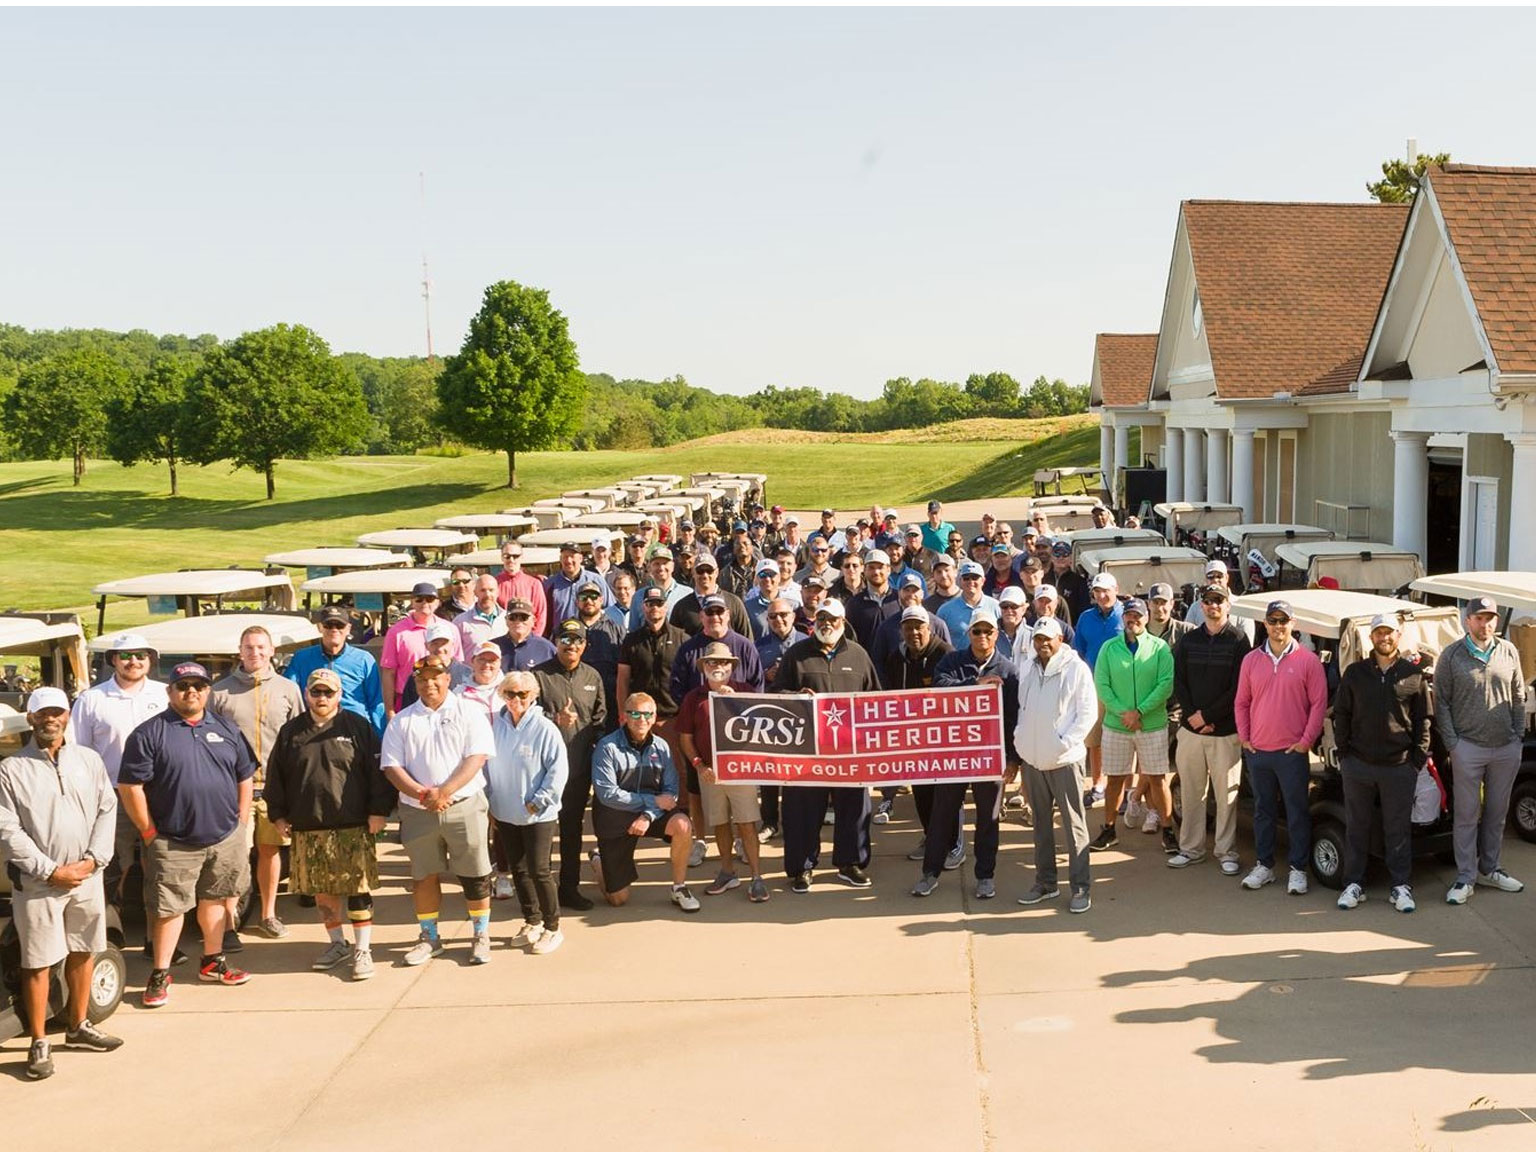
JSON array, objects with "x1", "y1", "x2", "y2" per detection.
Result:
[
  {"x1": 1090, "y1": 573, "x2": 1118, "y2": 591},
  {"x1": 1205, "y1": 559, "x2": 1229, "y2": 576},
  {"x1": 816, "y1": 599, "x2": 847, "y2": 620},
  {"x1": 1030, "y1": 618, "x2": 1064, "y2": 640},
  {"x1": 26, "y1": 686, "x2": 70, "y2": 713},
  {"x1": 591, "y1": 533, "x2": 611, "y2": 551},
  {"x1": 997, "y1": 587, "x2": 1026, "y2": 606},
  {"x1": 424, "y1": 621, "x2": 457, "y2": 645}
]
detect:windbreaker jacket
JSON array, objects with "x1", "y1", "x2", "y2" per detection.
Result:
[
  {"x1": 1013, "y1": 648, "x2": 1097, "y2": 769},
  {"x1": 1094, "y1": 632, "x2": 1174, "y2": 733}
]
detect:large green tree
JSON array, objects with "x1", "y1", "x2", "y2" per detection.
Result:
[
  {"x1": 2, "y1": 348, "x2": 130, "y2": 484},
  {"x1": 1368, "y1": 150, "x2": 1451, "y2": 203},
  {"x1": 106, "y1": 355, "x2": 197, "y2": 495},
  {"x1": 184, "y1": 323, "x2": 369, "y2": 499},
  {"x1": 436, "y1": 280, "x2": 585, "y2": 487}
]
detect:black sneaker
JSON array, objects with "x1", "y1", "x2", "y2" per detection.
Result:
[
  {"x1": 559, "y1": 887, "x2": 595, "y2": 912},
  {"x1": 1161, "y1": 827, "x2": 1180, "y2": 854},
  {"x1": 222, "y1": 928, "x2": 244, "y2": 954},
  {"x1": 142, "y1": 969, "x2": 172, "y2": 1009},
  {"x1": 65, "y1": 1020, "x2": 124, "y2": 1051},
  {"x1": 835, "y1": 865, "x2": 873, "y2": 888},
  {"x1": 27, "y1": 1038, "x2": 54, "y2": 1079},
  {"x1": 142, "y1": 943, "x2": 189, "y2": 967},
  {"x1": 790, "y1": 873, "x2": 811, "y2": 894},
  {"x1": 1089, "y1": 826, "x2": 1119, "y2": 852}
]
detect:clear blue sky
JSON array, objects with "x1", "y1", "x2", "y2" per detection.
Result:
[{"x1": 6, "y1": 7, "x2": 1536, "y2": 398}]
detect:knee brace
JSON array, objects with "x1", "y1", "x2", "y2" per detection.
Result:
[
  {"x1": 458, "y1": 873, "x2": 492, "y2": 901},
  {"x1": 345, "y1": 894, "x2": 373, "y2": 920}
]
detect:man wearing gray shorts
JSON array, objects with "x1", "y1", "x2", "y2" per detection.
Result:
[
  {"x1": 0, "y1": 688, "x2": 123, "y2": 1079},
  {"x1": 381, "y1": 655, "x2": 497, "y2": 966},
  {"x1": 118, "y1": 662, "x2": 258, "y2": 1008},
  {"x1": 1435, "y1": 596, "x2": 1529, "y2": 906}
]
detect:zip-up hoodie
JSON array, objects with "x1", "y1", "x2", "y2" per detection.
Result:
[
  {"x1": 881, "y1": 635, "x2": 953, "y2": 691},
  {"x1": 1333, "y1": 653, "x2": 1430, "y2": 767},
  {"x1": 1234, "y1": 641, "x2": 1327, "y2": 752},
  {"x1": 1013, "y1": 648, "x2": 1097, "y2": 769},
  {"x1": 210, "y1": 665, "x2": 304, "y2": 786},
  {"x1": 484, "y1": 703, "x2": 568, "y2": 825},
  {"x1": 1072, "y1": 601, "x2": 1125, "y2": 669},
  {"x1": 1094, "y1": 631, "x2": 1174, "y2": 733}
]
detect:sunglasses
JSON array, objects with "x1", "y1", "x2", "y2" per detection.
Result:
[
  {"x1": 501, "y1": 690, "x2": 535, "y2": 701},
  {"x1": 171, "y1": 680, "x2": 209, "y2": 692},
  {"x1": 412, "y1": 596, "x2": 436, "y2": 603},
  {"x1": 308, "y1": 687, "x2": 338, "y2": 698},
  {"x1": 577, "y1": 591, "x2": 601, "y2": 599},
  {"x1": 703, "y1": 607, "x2": 727, "y2": 616},
  {"x1": 114, "y1": 650, "x2": 150, "y2": 661},
  {"x1": 960, "y1": 574, "x2": 982, "y2": 581},
  {"x1": 625, "y1": 710, "x2": 656, "y2": 720},
  {"x1": 557, "y1": 636, "x2": 586, "y2": 645},
  {"x1": 1202, "y1": 598, "x2": 1225, "y2": 606},
  {"x1": 767, "y1": 611, "x2": 794, "y2": 620},
  {"x1": 451, "y1": 578, "x2": 472, "y2": 585},
  {"x1": 1265, "y1": 617, "x2": 1290, "y2": 626},
  {"x1": 320, "y1": 620, "x2": 349, "y2": 630}
]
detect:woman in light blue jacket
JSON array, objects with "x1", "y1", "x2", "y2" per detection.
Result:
[{"x1": 485, "y1": 671, "x2": 569, "y2": 953}]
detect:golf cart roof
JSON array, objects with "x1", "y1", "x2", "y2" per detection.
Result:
[
  {"x1": 1274, "y1": 540, "x2": 1424, "y2": 592},
  {"x1": 1215, "y1": 523, "x2": 1334, "y2": 549},
  {"x1": 93, "y1": 570, "x2": 295, "y2": 599},
  {"x1": 533, "y1": 497, "x2": 606, "y2": 514},
  {"x1": 1031, "y1": 495, "x2": 1100, "y2": 510},
  {"x1": 91, "y1": 613, "x2": 318, "y2": 656},
  {"x1": 1154, "y1": 502, "x2": 1246, "y2": 534},
  {"x1": 572, "y1": 511, "x2": 655, "y2": 529},
  {"x1": 263, "y1": 548, "x2": 412, "y2": 570},
  {"x1": 1059, "y1": 527, "x2": 1164, "y2": 565},
  {"x1": 628, "y1": 473, "x2": 685, "y2": 486},
  {"x1": 0, "y1": 616, "x2": 86, "y2": 651},
  {"x1": 431, "y1": 514, "x2": 539, "y2": 534},
  {"x1": 563, "y1": 488, "x2": 626, "y2": 506},
  {"x1": 499, "y1": 505, "x2": 569, "y2": 530},
  {"x1": 1409, "y1": 571, "x2": 1536, "y2": 614},
  {"x1": 514, "y1": 528, "x2": 627, "y2": 552},
  {"x1": 456, "y1": 547, "x2": 563, "y2": 570},
  {"x1": 1230, "y1": 590, "x2": 1464, "y2": 663},
  {"x1": 353, "y1": 529, "x2": 478, "y2": 552},
  {"x1": 1076, "y1": 545, "x2": 1209, "y2": 596},
  {"x1": 1033, "y1": 507, "x2": 1099, "y2": 533},
  {"x1": 300, "y1": 568, "x2": 454, "y2": 596},
  {"x1": 677, "y1": 486, "x2": 726, "y2": 500}
]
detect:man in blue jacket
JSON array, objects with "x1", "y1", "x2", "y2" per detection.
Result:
[
  {"x1": 285, "y1": 608, "x2": 386, "y2": 733},
  {"x1": 1072, "y1": 573, "x2": 1124, "y2": 807}
]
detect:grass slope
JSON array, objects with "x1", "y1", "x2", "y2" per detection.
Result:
[{"x1": 0, "y1": 419, "x2": 1097, "y2": 619}]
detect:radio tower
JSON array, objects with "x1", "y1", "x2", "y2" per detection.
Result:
[{"x1": 419, "y1": 171, "x2": 435, "y2": 363}]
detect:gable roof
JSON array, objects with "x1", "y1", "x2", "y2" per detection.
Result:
[
  {"x1": 1182, "y1": 200, "x2": 1408, "y2": 398},
  {"x1": 1092, "y1": 333, "x2": 1157, "y2": 407},
  {"x1": 1428, "y1": 164, "x2": 1536, "y2": 375}
]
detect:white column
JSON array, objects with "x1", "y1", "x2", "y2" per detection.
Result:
[
  {"x1": 1099, "y1": 421, "x2": 1114, "y2": 479},
  {"x1": 1390, "y1": 430, "x2": 1430, "y2": 563},
  {"x1": 1184, "y1": 428, "x2": 1205, "y2": 502},
  {"x1": 1165, "y1": 425, "x2": 1184, "y2": 503},
  {"x1": 1206, "y1": 428, "x2": 1230, "y2": 504},
  {"x1": 1114, "y1": 424, "x2": 1131, "y2": 475},
  {"x1": 1230, "y1": 429, "x2": 1256, "y2": 521},
  {"x1": 1507, "y1": 434, "x2": 1536, "y2": 570}
]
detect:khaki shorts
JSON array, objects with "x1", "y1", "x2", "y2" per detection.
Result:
[
  {"x1": 399, "y1": 790, "x2": 492, "y2": 881},
  {"x1": 1084, "y1": 700, "x2": 1106, "y2": 749},
  {"x1": 700, "y1": 776, "x2": 761, "y2": 828},
  {"x1": 1100, "y1": 727, "x2": 1171, "y2": 777},
  {"x1": 145, "y1": 827, "x2": 251, "y2": 918},
  {"x1": 253, "y1": 797, "x2": 291, "y2": 848},
  {"x1": 13, "y1": 874, "x2": 108, "y2": 969}
]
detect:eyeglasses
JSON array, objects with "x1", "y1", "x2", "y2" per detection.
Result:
[
  {"x1": 308, "y1": 687, "x2": 337, "y2": 698},
  {"x1": 171, "y1": 680, "x2": 209, "y2": 692},
  {"x1": 625, "y1": 710, "x2": 656, "y2": 720},
  {"x1": 960, "y1": 574, "x2": 982, "y2": 581},
  {"x1": 501, "y1": 690, "x2": 535, "y2": 701},
  {"x1": 114, "y1": 651, "x2": 150, "y2": 661}
]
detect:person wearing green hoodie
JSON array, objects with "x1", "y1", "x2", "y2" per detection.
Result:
[{"x1": 1090, "y1": 599, "x2": 1174, "y2": 852}]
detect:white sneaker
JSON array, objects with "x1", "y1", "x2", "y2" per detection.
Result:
[
  {"x1": 493, "y1": 874, "x2": 515, "y2": 901},
  {"x1": 1446, "y1": 881, "x2": 1474, "y2": 905},
  {"x1": 1477, "y1": 869, "x2": 1525, "y2": 893},
  {"x1": 734, "y1": 836, "x2": 749, "y2": 864},
  {"x1": 671, "y1": 884, "x2": 701, "y2": 913},
  {"x1": 1287, "y1": 867, "x2": 1308, "y2": 895},
  {"x1": 1336, "y1": 882, "x2": 1364, "y2": 910},
  {"x1": 1241, "y1": 864, "x2": 1275, "y2": 890},
  {"x1": 1166, "y1": 851, "x2": 1204, "y2": 869},
  {"x1": 1389, "y1": 885, "x2": 1416, "y2": 913},
  {"x1": 1124, "y1": 795, "x2": 1146, "y2": 829},
  {"x1": 530, "y1": 929, "x2": 564, "y2": 955},
  {"x1": 1219, "y1": 856, "x2": 1242, "y2": 876},
  {"x1": 1140, "y1": 810, "x2": 1160, "y2": 834},
  {"x1": 687, "y1": 839, "x2": 707, "y2": 868},
  {"x1": 511, "y1": 920, "x2": 545, "y2": 947}
]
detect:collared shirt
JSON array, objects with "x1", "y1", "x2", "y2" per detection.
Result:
[
  {"x1": 380, "y1": 615, "x2": 465, "y2": 708},
  {"x1": 545, "y1": 570, "x2": 614, "y2": 636},
  {"x1": 380, "y1": 690, "x2": 494, "y2": 810},
  {"x1": 69, "y1": 675, "x2": 170, "y2": 784},
  {"x1": 619, "y1": 622, "x2": 688, "y2": 717},
  {"x1": 210, "y1": 666, "x2": 304, "y2": 785},
  {"x1": 119, "y1": 709, "x2": 258, "y2": 847},
  {"x1": 496, "y1": 631, "x2": 558, "y2": 673},
  {"x1": 495, "y1": 569, "x2": 549, "y2": 635},
  {"x1": 453, "y1": 604, "x2": 509, "y2": 654},
  {"x1": 0, "y1": 740, "x2": 116, "y2": 886},
  {"x1": 485, "y1": 704, "x2": 568, "y2": 826},
  {"x1": 284, "y1": 642, "x2": 386, "y2": 734}
]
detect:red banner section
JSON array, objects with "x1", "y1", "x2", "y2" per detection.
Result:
[{"x1": 709, "y1": 684, "x2": 1005, "y2": 787}]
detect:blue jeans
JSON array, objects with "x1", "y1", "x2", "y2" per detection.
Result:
[{"x1": 1247, "y1": 749, "x2": 1311, "y2": 870}]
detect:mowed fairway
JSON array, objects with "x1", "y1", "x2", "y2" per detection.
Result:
[{"x1": 0, "y1": 416, "x2": 1097, "y2": 621}]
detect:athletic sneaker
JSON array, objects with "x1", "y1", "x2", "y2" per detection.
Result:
[
  {"x1": 531, "y1": 929, "x2": 564, "y2": 955},
  {"x1": 757, "y1": 824, "x2": 779, "y2": 843},
  {"x1": 311, "y1": 940, "x2": 353, "y2": 971},
  {"x1": 1166, "y1": 851, "x2": 1205, "y2": 869},
  {"x1": 403, "y1": 934, "x2": 446, "y2": 966},
  {"x1": 469, "y1": 934, "x2": 492, "y2": 965},
  {"x1": 688, "y1": 839, "x2": 708, "y2": 868},
  {"x1": 198, "y1": 955, "x2": 251, "y2": 986},
  {"x1": 1389, "y1": 885, "x2": 1416, "y2": 913},
  {"x1": 1068, "y1": 887, "x2": 1092, "y2": 914},
  {"x1": 1124, "y1": 795, "x2": 1146, "y2": 828},
  {"x1": 1336, "y1": 883, "x2": 1365, "y2": 910},
  {"x1": 943, "y1": 843, "x2": 966, "y2": 871},
  {"x1": 1477, "y1": 869, "x2": 1525, "y2": 892},
  {"x1": 1160, "y1": 827, "x2": 1179, "y2": 854},
  {"x1": 911, "y1": 874, "x2": 940, "y2": 897},
  {"x1": 747, "y1": 877, "x2": 770, "y2": 903},
  {"x1": 1088, "y1": 827, "x2": 1118, "y2": 852},
  {"x1": 1446, "y1": 881, "x2": 1473, "y2": 905},
  {"x1": 706, "y1": 870, "x2": 741, "y2": 896},
  {"x1": 1141, "y1": 810, "x2": 1160, "y2": 834},
  {"x1": 1017, "y1": 883, "x2": 1060, "y2": 906},
  {"x1": 1287, "y1": 868, "x2": 1309, "y2": 896},
  {"x1": 836, "y1": 864, "x2": 873, "y2": 888},
  {"x1": 1005, "y1": 793, "x2": 1026, "y2": 810},
  {"x1": 27, "y1": 1038, "x2": 53, "y2": 1080},
  {"x1": 734, "y1": 837, "x2": 749, "y2": 864},
  {"x1": 1241, "y1": 864, "x2": 1276, "y2": 890},
  {"x1": 254, "y1": 916, "x2": 288, "y2": 939},
  {"x1": 493, "y1": 874, "x2": 515, "y2": 901},
  {"x1": 906, "y1": 837, "x2": 927, "y2": 862},
  {"x1": 1083, "y1": 785, "x2": 1105, "y2": 808},
  {"x1": 142, "y1": 970, "x2": 171, "y2": 1008},
  {"x1": 511, "y1": 921, "x2": 546, "y2": 947},
  {"x1": 872, "y1": 798, "x2": 894, "y2": 824},
  {"x1": 671, "y1": 884, "x2": 701, "y2": 912},
  {"x1": 64, "y1": 1019, "x2": 123, "y2": 1051},
  {"x1": 351, "y1": 949, "x2": 375, "y2": 981},
  {"x1": 975, "y1": 878, "x2": 996, "y2": 900},
  {"x1": 1219, "y1": 857, "x2": 1242, "y2": 876},
  {"x1": 790, "y1": 873, "x2": 811, "y2": 894}
]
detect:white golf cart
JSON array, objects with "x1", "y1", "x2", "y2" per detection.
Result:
[
  {"x1": 1273, "y1": 540, "x2": 1424, "y2": 594},
  {"x1": 1212, "y1": 523, "x2": 1335, "y2": 593}
]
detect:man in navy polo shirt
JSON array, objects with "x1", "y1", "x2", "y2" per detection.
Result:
[{"x1": 118, "y1": 662, "x2": 258, "y2": 1009}]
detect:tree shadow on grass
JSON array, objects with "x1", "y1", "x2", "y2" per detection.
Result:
[
  {"x1": 0, "y1": 482, "x2": 493, "y2": 532},
  {"x1": 928, "y1": 425, "x2": 1100, "y2": 502}
]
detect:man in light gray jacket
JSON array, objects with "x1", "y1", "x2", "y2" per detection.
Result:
[{"x1": 1011, "y1": 619, "x2": 1098, "y2": 913}]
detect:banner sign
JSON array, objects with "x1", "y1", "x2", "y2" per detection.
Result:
[{"x1": 708, "y1": 684, "x2": 1005, "y2": 787}]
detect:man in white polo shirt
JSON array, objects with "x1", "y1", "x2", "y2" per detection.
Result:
[{"x1": 381, "y1": 654, "x2": 497, "y2": 966}]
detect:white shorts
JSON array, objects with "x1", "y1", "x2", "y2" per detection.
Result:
[
  {"x1": 13, "y1": 873, "x2": 108, "y2": 969},
  {"x1": 1100, "y1": 727, "x2": 1171, "y2": 778}
]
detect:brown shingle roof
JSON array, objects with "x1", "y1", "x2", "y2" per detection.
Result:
[
  {"x1": 1183, "y1": 200, "x2": 1408, "y2": 399},
  {"x1": 1430, "y1": 164, "x2": 1536, "y2": 375},
  {"x1": 1093, "y1": 333, "x2": 1157, "y2": 407}
]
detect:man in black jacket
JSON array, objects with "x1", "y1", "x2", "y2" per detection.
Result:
[
  {"x1": 266, "y1": 668, "x2": 390, "y2": 981},
  {"x1": 1332, "y1": 613, "x2": 1430, "y2": 914},
  {"x1": 879, "y1": 605, "x2": 956, "y2": 837},
  {"x1": 670, "y1": 552, "x2": 752, "y2": 638},
  {"x1": 774, "y1": 599, "x2": 880, "y2": 893},
  {"x1": 1168, "y1": 585, "x2": 1251, "y2": 874}
]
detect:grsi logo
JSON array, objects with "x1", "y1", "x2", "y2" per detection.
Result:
[{"x1": 722, "y1": 703, "x2": 810, "y2": 749}]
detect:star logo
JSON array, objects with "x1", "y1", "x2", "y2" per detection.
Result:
[{"x1": 823, "y1": 702, "x2": 846, "y2": 730}]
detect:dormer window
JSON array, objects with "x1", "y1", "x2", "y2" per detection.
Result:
[{"x1": 1191, "y1": 287, "x2": 1203, "y2": 338}]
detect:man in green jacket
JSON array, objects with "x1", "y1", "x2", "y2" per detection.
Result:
[{"x1": 1090, "y1": 599, "x2": 1175, "y2": 853}]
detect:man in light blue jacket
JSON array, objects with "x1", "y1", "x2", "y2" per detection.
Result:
[{"x1": 485, "y1": 671, "x2": 568, "y2": 955}]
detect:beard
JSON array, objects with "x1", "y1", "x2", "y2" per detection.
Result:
[{"x1": 814, "y1": 622, "x2": 843, "y2": 646}]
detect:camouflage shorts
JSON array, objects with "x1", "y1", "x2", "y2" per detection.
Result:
[{"x1": 291, "y1": 826, "x2": 379, "y2": 896}]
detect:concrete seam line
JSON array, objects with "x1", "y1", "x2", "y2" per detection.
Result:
[{"x1": 961, "y1": 884, "x2": 995, "y2": 1152}]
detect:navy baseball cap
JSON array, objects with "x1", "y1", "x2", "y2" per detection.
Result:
[
  {"x1": 1465, "y1": 596, "x2": 1498, "y2": 617},
  {"x1": 1122, "y1": 598, "x2": 1148, "y2": 618},
  {"x1": 1266, "y1": 600, "x2": 1294, "y2": 620},
  {"x1": 170, "y1": 661, "x2": 211, "y2": 684}
]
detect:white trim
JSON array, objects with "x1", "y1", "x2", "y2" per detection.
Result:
[
  {"x1": 1359, "y1": 194, "x2": 1424, "y2": 382},
  {"x1": 1461, "y1": 474, "x2": 1500, "y2": 570}
]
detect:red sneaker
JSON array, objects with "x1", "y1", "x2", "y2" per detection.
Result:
[
  {"x1": 198, "y1": 955, "x2": 251, "y2": 986},
  {"x1": 142, "y1": 969, "x2": 172, "y2": 1008}
]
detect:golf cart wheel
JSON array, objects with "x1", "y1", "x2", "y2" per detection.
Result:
[
  {"x1": 88, "y1": 946, "x2": 126, "y2": 1023},
  {"x1": 1511, "y1": 779, "x2": 1536, "y2": 844},
  {"x1": 1310, "y1": 819, "x2": 1346, "y2": 890}
]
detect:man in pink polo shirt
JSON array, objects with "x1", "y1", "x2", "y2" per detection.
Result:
[
  {"x1": 1234, "y1": 599, "x2": 1327, "y2": 896},
  {"x1": 380, "y1": 582, "x2": 463, "y2": 719},
  {"x1": 495, "y1": 541, "x2": 549, "y2": 636}
]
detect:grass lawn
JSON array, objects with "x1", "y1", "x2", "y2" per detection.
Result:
[{"x1": 0, "y1": 414, "x2": 1097, "y2": 625}]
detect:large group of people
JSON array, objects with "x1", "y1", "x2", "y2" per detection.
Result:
[{"x1": 1, "y1": 496, "x2": 1529, "y2": 1081}]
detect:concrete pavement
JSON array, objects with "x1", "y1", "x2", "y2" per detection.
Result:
[{"x1": 5, "y1": 798, "x2": 1536, "y2": 1151}]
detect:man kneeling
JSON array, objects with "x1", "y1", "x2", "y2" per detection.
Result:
[{"x1": 589, "y1": 693, "x2": 699, "y2": 912}]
